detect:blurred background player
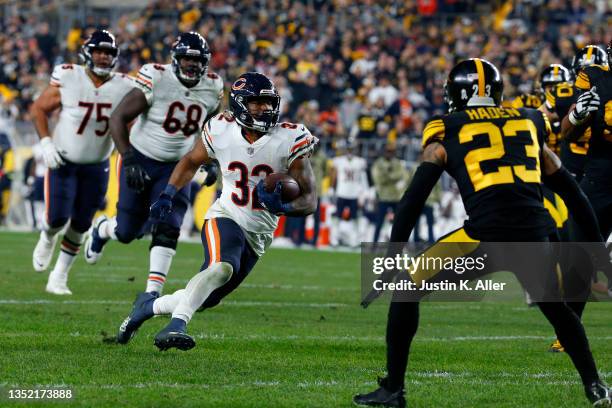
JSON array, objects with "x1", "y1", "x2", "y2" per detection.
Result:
[
  {"x1": 84, "y1": 32, "x2": 223, "y2": 296},
  {"x1": 371, "y1": 143, "x2": 410, "y2": 243},
  {"x1": 542, "y1": 45, "x2": 608, "y2": 182},
  {"x1": 30, "y1": 30, "x2": 133, "y2": 295},
  {"x1": 115, "y1": 72, "x2": 318, "y2": 350},
  {"x1": 329, "y1": 139, "x2": 368, "y2": 247},
  {"x1": 563, "y1": 40, "x2": 612, "y2": 240}
]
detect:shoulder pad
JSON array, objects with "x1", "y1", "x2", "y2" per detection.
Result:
[{"x1": 207, "y1": 72, "x2": 219, "y2": 79}]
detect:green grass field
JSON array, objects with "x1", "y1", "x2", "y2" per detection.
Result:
[{"x1": 0, "y1": 231, "x2": 610, "y2": 407}]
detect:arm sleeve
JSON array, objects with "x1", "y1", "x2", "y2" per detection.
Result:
[
  {"x1": 389, "y1": 161, "x2": 444, "y2": 243},
  {"x1": 542, "y1": 166, "x2": 603, "y2": 242}
]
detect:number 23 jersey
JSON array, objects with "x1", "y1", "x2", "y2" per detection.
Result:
[
  {"x1": 202, "y1": 113, "x2": 317, "y2": 252},
  {"x1": 50, "y1": 64, "x2": 134, "y2": 164},
  {"x1": 130, "y1": 63, "x2": 224, "y2": 162},
  {"x1": 422, "y1": 107, "x2": 556, "y2": 240}
]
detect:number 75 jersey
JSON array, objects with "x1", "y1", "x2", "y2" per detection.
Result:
[
  {"x1": 130, "y1": 63, "x2": 224, "y2": 162},
  {"x1": 202, "y1": 113, "x2": 318, "y2": 235},
  {"x1": 50, "y1": 64, "x2": 134, "y2": 164},
  {"x1": 422, "y1": 106, "x2": 555, "y2": 239}
]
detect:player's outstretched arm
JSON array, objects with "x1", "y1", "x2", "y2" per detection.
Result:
[
  {"x1": 560, "y1": 86, "x2": 599, "y2": 142},
  {"x1": 541, "y1": 145, "x2": 602, "y2": 242},
  {"x1": 389, "y1": 142, "x2": 445, "y2": 244},
  {"x1": 285, "y1": 156, "x2": 318, "y2": 216},
  {"x1": 109, "y1": 88, "x2": 148, "y2": 154}
]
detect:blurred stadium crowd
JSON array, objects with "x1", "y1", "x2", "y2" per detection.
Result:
[{"x1": 0, "y1": 0, "x2": 610, "y2": 245}]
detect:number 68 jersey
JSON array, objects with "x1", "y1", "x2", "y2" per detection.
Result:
[
  {"x1": 50, "y1": 64, "x2": 134, "y2": 164},
  {"x1": 422, "y1": 106, "x2": 556, "y2": 240},
  {"x1": 202, "y1": 113, "x2": 318, "y2": 255},
  {"x1": 130, "y1": 63, "x2": 224, "y2": 162}
]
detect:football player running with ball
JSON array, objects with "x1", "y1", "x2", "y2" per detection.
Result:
[
  {"x1": 115, "y1": 72, "x2": 318, "y2": 351},
  {"x1": 84, "y1": 32, "x2": 222, "y2": 296},
  {"x1": 30, "y1": 30, "x2": 134, "y2": 295},
  {"x1": 354, "y1": 59, "x2": 611, "y2": 407}
]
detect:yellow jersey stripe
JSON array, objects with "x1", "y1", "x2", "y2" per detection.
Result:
[
  {"x1": 575, "y1": 71, "x2": 590, "y2": 90},
  {"x1": 474, "y1": 59, "x2": 485, "y2": 97},
  {"x1": 511, "y1": 96, "x2": 524, "y2": 108},
  {"x1": 422, "y1": 119, "x2": 445, "y2": 147}
]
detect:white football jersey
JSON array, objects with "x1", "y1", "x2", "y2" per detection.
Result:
[
  {"x1": 202, "y1": 113, "x2": 318, "y2": 255},
  {"x1": 332, "y1": 155, "x2": 369, "y2": 199},
  {"x1": 50, "y1": 64, "x2": 134, "y2": 163},
  {"x1": 130, "y1": 63, "x2": 224, "y2": 162}
]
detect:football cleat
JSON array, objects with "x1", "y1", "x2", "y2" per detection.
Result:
[
  {"x1": 353, "y1": 377, "x2": 406, "y2": 408},
  {"x1": 585, "y1": 381, "x2": 612, "y2": 407},
  {"x1": 116, "y1": 292, "x2": 158, "y2": 344},
  {"x1": 84, "y1": 215, "x2": 109, "y2": 264},
  {"x1": 33, "y1": 231, "x2": 58, "y2": 272},
  {"x1": 548, "y1": 339, "x2": 565, "y2": 353},
  {"x1": 45, "y1": 278, "x2": 72, "y2": 295},
  {"x1": 154, "y1": 318, "x2": 195, "y2": 351}
]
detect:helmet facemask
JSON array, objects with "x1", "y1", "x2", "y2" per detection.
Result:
[
  {"x1": 82, "y1": 45, "x2": 119, "y2": 78},
  {"x1": 233, "y1": 94, "x2": 280, "y2": 133}
]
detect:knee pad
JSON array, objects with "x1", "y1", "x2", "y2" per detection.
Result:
[
  {"x1": 115, "y1": 229, "x2": 137, "y2": 244},
  {"x1": 150, "y1": 222, "x2": 180, "y2": 250},
  {"x1": 210, "y1": 262, "x2": 234, "y2": 286}
]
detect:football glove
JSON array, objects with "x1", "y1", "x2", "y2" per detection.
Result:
[
  {"x1": 256, "y1": 180, "x2": 293, "y2": 215},
  {"x1": 122, "y1": 148, "x2": 151, "y2": 193},
  {"x1": 40, "y1": 137, "x2": 65, "y2": 169},
  {"x1": 149, "y1": 185, "x2": 177, "y2": 222},
  {"x1": 202, "y1": 161, "x2": 219, "y2": 187},
  {"x1": 569, "y1": 86, "x2": 599, "y2": 125}
]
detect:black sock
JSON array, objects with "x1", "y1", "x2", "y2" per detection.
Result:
[
  {"x1": 537, "y1": 302, "x2": 599, "y2": 386},
  {"x1": 386, "y1": 301, "x2": 419, "y2": 391}
]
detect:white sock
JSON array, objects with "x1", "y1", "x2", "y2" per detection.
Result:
[
  {"x1": 172, "y1": 262, "x2": 233, "y2": 324},
  {"x1": 98, "y1": 216, "x2": 117, "y2": 240},
  {"x1": 153, "y1": 289, "x2": 186, "y2": 315},
  {"x1": 146, "y1": 246, "x2": 176, "y2": 294},
  {"x1": 49, "y1": 227, "x2": 85, "y2": 282}
]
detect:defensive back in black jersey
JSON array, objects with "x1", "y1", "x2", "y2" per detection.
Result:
[
  {"x1": 423, "y1": 106, "x2": 556, "y2": 240},
  {"x1": 575, "y1": 65, "x2": 612, "y2": 180},
  {"x1": 545, "y1": 82, "x2": 590, "y2": 178}
]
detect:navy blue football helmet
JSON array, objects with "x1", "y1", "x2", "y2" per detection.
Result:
[
  {"x1": 230, "y1": 72, "x2": 280, "y2": 133},
  {"x1": 171, "y1": 32, "x2": 210, "y2": 84},
  {"x1": 571, "y1": 45, "x2": 608, "y2": 74},
  {"x1": 81, "y1": 30, "x2": 119, "y2": 77}
]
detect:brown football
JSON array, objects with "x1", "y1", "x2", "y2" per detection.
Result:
[{"x1": 264, "y1": 173, "x2": 301, "y2": 202}]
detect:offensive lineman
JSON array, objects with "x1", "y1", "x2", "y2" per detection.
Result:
[
  {"x1": 84, "y1": 32, "x2": 223, "y2": 296},
  {"x1": 31, "y1": 30, "x2": 134, "y2": 295},
  {"x1": 115, "y1": 72, "x2": 318, "y2": 351}
]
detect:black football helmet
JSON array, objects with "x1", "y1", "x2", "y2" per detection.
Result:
[
  {"x1": 171, "y1": 32, "x2": 211, "y2": 84},
  {"x1": 229, "y1": 72, "x2": 280, "y2": 133},
  {"x1": 444, "y1": 58, "x2": 503, "y2": 113},
  {"x1": 81, "y1": 30, "x2": 119, "y2": 77},
  {"x1": 539, "y1": 64, "x2": 572, "y2": 93},
  {"x1": 571, "y1": 45, "x2": 608, "y2": 74},
  {"x1": 607, "y1": 39, "x2": 612, "y2": 65}
]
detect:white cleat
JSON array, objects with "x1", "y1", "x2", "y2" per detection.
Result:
[
  {"x1": 84, "y1": 215, "x2": 108, "y2": 265},
  {"x1": 33, "y1": 231, "x2": 58, "y2": 272},
  {"x1": 45, "y1": 279, "x2": 72, "y2": 295}
]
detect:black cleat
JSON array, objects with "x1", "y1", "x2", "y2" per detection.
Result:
[
  {"x1": 586, "y1": 381, "x2": 612, "y2": 407},
  {"x1": 116, "y1": 292, "x2": 157, "y2": 344},
  {"x1": 154, "y1": 318, "x2": 195, "y2": 351},
  {"x1": 353, "y1": 377, "x2": 406, "y2": 408}
]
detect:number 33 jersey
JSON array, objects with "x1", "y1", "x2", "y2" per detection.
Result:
[
  {"x1": 422, "y1": 107, "x2": 556, "y2": 240},
  {"x1": 50, "y1": 64, "x2": 134, "y2": 163},
  {"x1": 130, "y1": 63, "x2": 224, "y2": 162},
  {"x1": 202, "y1": 113, "x2": 317, "y2": 253}
]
